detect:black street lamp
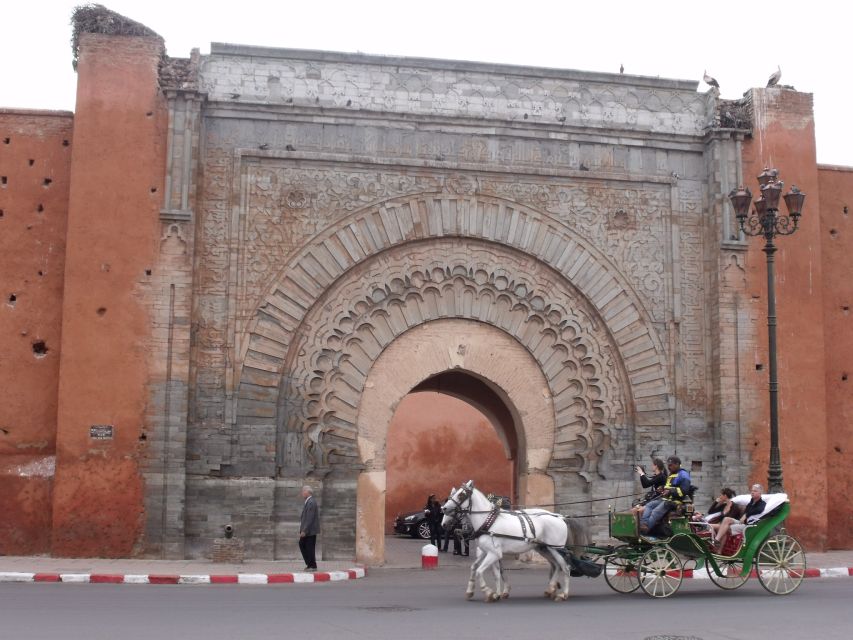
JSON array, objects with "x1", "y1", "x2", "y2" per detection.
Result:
[{"x1": 729, "y1": 168, "x2": 805, "y2": 494}]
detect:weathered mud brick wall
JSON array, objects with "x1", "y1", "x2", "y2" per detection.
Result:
[{"x1": 0, "y1": 109, "x2": 72, "y2": 554}]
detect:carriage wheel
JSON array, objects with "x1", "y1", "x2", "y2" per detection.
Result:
[
  {"x1": 756, "y1": 534, "x2": 806, "y2": 595},
  {"x1": 706, "y1": 557, "x2": 749, "y2": 590},
  {"x1": 604, "y1": 548, "x2": 641, "y2": 594},
  {"x1": 638, "y1": 546, "x2": 683, "y2": 598}
]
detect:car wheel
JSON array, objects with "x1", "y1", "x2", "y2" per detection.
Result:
[{"x1": 416, "y1": 520, "x2": 432, "y2": 540}]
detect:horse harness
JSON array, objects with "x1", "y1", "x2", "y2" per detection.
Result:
[
  {"x1": 445, "y1": 485, "x2": 564, "y2": 547},
  {"x1": 472, "y1": 505, "x2": 565, "y2": 547}
]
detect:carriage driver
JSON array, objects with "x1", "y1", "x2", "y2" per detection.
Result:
[{"x1": 639, "y1": 455, "x2": 692, "y2": 536}]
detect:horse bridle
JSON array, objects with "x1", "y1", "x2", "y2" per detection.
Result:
[
  {"x1": 443, "y1": 485, "x2": 473, "y2": 516},
  {"x1": 444, "y1": 485, "x2": 558, "y2": 544},
  {"x1": 444, "y1": 485, "x2": 508, "y2": 539}
]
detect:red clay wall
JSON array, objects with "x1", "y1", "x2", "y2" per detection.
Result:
[
  {"x1": 740, "y1": 89, "x2": 828, "y2": 549},
  {"x1": 0, "y1": 110, "x2": 72, "y2": 554},
  {"x1": 51, "y1": 33, "x2": 167, "y2": 556},
  {"x1": 386, "y1": 392, "x2": 513, "y2": 532},
  {"x1": 817, "y1": 165, "x2": 853, "y2": 548}
]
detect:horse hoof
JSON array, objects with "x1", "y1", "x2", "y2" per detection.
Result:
[
  {"x1": 544, "y1": 591, "x2": 553, "y2": 598},
  {"x1": 554, "y1": 593, "x2": 568, "y2": 602},
  {"x1": 465, "y1": 591, "x2": 474, "y2": 600},
  {"x1": 501, "y1": 593, "x2": 510, "y2": 600}
]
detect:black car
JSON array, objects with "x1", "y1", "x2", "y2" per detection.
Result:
[
  {"x1": 393, "y1": 494, "x2": 511, "y2": 539},
  {"x1": 393, "y1": 509, "x2": 432, "y2": 539}
]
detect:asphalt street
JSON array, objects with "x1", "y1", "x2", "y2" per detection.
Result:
[{"x1": 2, "y1": 566, "x2": 852, "y2": 640}]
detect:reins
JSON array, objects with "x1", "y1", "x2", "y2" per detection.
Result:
[{"x1": 444, "y1": 487, "x2": 639, "y2": 528}]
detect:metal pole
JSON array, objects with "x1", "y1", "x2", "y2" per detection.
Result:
[
  {"x1": 763, "y1": 234, "x2": 783, "y2": 493},
  {"x1": 731, "y1": 172, "x2": 802, "y2": 496}
]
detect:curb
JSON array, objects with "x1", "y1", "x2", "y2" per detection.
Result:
[
  {"x1": 604, "y1": 567, "x2": 853, "y2": 579},
  {"x1": 0, "y1": 567, "x2": 367, "y2": 585},
  {"x1": 690, "y1": 567, "x2": 853, "y2": 579}
]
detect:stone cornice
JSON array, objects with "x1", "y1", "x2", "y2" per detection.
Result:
[{"x1": 209, "y1": 42, "x2": 698, "y2": 92}]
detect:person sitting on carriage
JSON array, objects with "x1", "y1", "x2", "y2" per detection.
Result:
[
  {"x1": 631, "y1": 457, "x2": 667, "y2": 515},
  {"x1": 692, "y1": 487, "x2": 743, "y2": 533},
  {"x1": 711, "y1": 483, "x2": 766, "y2": 552},
  {"x1": 639, "y1": 455, "x2": 691, "y2": 536}
]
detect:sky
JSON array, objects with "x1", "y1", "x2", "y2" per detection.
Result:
[{"x1": 2, "y1": 0, "x2": 849, "y2": 166}]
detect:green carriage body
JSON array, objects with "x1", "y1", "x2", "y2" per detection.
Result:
[{"x1": 598, "y1": 501, "x2": 804, "y2": 597}]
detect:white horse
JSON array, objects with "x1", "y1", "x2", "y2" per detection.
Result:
[
  {"x1": 442, "y1": 480, "x2": 589, "y2": 602},
  {"x1": 441, "y1": 490, "x2": 512, "y2": 599}
]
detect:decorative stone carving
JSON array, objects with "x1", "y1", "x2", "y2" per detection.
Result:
[
  {"x1": 233, "y1": 191, "x2": 671, "y2": 458},
  {"x1": 276, "y1": 239, "x2": 630, "y2": 480},
  {"x1": 239, "y1": 165, "x2": 671, "y2": 334}
]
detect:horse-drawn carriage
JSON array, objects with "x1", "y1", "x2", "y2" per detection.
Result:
[
  {"x1": 441, "y1": 481, "x2": 806, "y2": 602},
  {"x1": 596, "y1": 491, "x2": 805, "y2": 597}
]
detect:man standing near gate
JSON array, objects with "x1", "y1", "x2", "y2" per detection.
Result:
[{"x1": 299, "y1": 485, "x2": 320, "y2": 571}]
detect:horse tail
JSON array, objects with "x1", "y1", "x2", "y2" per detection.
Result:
[
  {"x1": 561, "y1": 516, "x2": 602, "y2": 578},
  {"x1": 563, "y1": 516, "x2": 591, "y2": 550}
]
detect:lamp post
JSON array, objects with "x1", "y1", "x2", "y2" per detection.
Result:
[{"x1": 729, "y1": 168, "x2": 805, "y2": 494}]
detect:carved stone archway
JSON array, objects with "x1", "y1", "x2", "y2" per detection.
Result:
[
  {"x1": 224, "y1": 193, "x2": 675, "y2": 558},
  {"x1": 273, "y1": 237, "x2": 633, "y2": 557},
  {"x1": 280, "y1": 238, "x2": 628, "y2": 470},
  {"x1": 235, "y1": 194, "x2": 670, "y2": 465}
]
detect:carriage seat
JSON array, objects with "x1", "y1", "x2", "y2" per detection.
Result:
[
  {"x1": 700, "y1": 493, "x2": 788, "y2": 555},
  {"x1": 703, "y1": 493, "x2": 788, "y2": 525}
]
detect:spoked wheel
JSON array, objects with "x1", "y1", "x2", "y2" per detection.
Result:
[
  {"x1": 756, "y1": 534, "x2": 806, "y2": 595},
  {"x1": 604, "y1": 548, "x2": 641, "y2": 594},
  {"x1": 639, "y1": 545, "x2": 683, "y2": 598},
  {"x1": 707, "y1": 557, "x2": 749, "y2": 590}
]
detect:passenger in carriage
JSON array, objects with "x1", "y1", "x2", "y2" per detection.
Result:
[
  {"x1": 711, "y1": 483, "x2": 766, "y2": 552},
  {"x1": 694, "y1": 488, "x2": 743, "y2": 536},
  {"x1": 631, "y1": 457, "x2": 667, "y2": 515},
  {"x1": 639, "y1": 455, "x2": 691, "y2": 536}
]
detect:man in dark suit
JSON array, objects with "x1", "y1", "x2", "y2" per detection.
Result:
[{"x1": 299, "y1": 485, "x2": 320, "y2": 571}]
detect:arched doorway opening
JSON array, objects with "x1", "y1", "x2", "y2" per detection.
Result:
[
  {"x1": 385, "y1": 381, "x2": 515, "y2": 536},
  {"x1": 354, "y1": 319, "x2": 559, "y2": 564}
]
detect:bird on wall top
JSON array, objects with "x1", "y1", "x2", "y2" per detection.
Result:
[
  {"x1": 703, "y1": 70, "x2": 720, "y2": 89},
  {"x1": 620, "y1": 63, "x2": 624, "y2": 74},
  {"x1": 767, "y1": 65, "x2": 782, "y2": 87}
]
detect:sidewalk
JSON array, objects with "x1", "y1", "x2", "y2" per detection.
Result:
[{"x1": 1, "y1": 539, "x2": 851, "y2": 585}]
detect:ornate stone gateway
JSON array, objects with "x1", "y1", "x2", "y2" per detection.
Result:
[{"x1": 146, "y1": 44, "x2": 753, "y2": 561}]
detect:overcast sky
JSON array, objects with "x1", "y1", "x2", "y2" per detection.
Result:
[{"x1": 3, "y1": 1, "x2": 849, "y2": 166}]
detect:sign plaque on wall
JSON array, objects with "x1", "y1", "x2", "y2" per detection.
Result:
[{"x1": 89, "y1": 424, "x2": 114, "y2": 439}]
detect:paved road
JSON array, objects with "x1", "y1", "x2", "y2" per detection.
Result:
[{"x1": 2, "y1": 567, "x2": 851, "y2": 640}]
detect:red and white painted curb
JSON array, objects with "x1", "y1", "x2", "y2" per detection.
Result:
[
  {"x1": 604, "y1": 567, "x2": 853, "y2": 580},
  {"x1": 0, "y1": 567, "x2": 366, "y2": 585}
]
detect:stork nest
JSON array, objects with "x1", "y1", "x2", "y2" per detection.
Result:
[
  {"x1": 71, "y1": 4, "x2": 162, "y2": 69},
  {"x1": 717, "y1": 96, "x2": 753, "y2": 130}
]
